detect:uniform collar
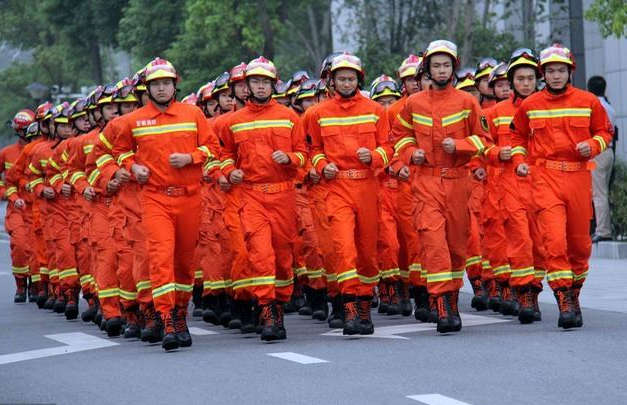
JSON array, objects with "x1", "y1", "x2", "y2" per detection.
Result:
[
  {"x1": 542, "y1": 83, "x2": 574, "y2": 100},
  {"x1": 428, "y1": 82, "x2": 455, "y2": 100},
  {"x1": 145, "y1": 100, "x2": 179, "y2": 118},
  {"x1": 245, "y1": 98, "x2": 277, "y2": 112},
  {"x1": 332, "y1": 90, "x2": 362, "y2": 110}
]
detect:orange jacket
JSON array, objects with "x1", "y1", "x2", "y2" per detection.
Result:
[
  {"x1": 391, "y1": 84, "x2": 491, "y2": 168},
  {"x1": 47, "y1": 138, "x2": 74, "y2": 195},
  {"x1": 510, "y1": 85, "x2": 613, "y2": 168},
  {"x1": 484, "y1": 94, "x2": 521, "y2": 169},
  {"x1": 220, "y1": 99, "x2": 307, "y2": 183},
  {"x1": 308, "y1": 91, "x2": 392, "y2": 173},
  {"x1": 112, "y1": 101, "x2": 220, "y2": 190},
  {"x1": 24, "y1": 139, "x2": 55, "y2": 198},
  {"x1": 67, "y1": 128, "x2": 100, "y2": 195},
  {"x1": 5, "y1": 138, "x2": 45, "y2": 204},
  {"x1": 86, "y1": 118, "x2": 126, "y2": 194},
  {"x1": 0, "y1": 142, "x2": 23, "y2": 198}
]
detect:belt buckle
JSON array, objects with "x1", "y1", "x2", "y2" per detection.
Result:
[
  {"x1": 347, "y1": 169, "x2": 356, "y2": 179},
  {"x1": 165, "y1": 186, "x2": 174, "y2": 196},
  {"x1": 440, "y1": 168, "x2": 449, "y2": 178},
  {"x1": 261, "y1": 184, "x2": 270, "y2": 193}
]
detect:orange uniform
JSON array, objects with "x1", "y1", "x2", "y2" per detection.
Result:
[
  {"x1": 309, "y1": 92, "x2": 392, "y2": 298},
  {"x1": 510, "y1": 85, "x2": 613, "y2": 291},
  {"x1": 392, "y1": 84, "x2": 491, "y2": 296},
  {"x1": 113, "y1": 101, "x2": 220, "y2": 315},
  {"x1": 220, "y1": 99, "x2": 307, "y2": 304}
]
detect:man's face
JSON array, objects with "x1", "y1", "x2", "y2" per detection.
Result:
[
  {"x1": 101, "y1": 104, "x2": 119, "y2": 121},
  {"x1": 92, "y1": 108, "x2": 102, "y2": 124},
  {"x1": 544, "y1": 63, "x2": 570, "y2": 91},
  {"x1": 74, "y1": 115, "x2": 91, "y2": 132},
  {"x1": 204, "y1": 99, "x2": 219, "y2": 117},
  {"x1": 429, "y1": 54, "x2": 454, "y2": 86},
  {"x1": 477, "y1": 77, "x2": 492, "y2": 96},
  {"x1": 375, "y1": 95, "x2": 398, "y2": 109},
  {"x1": 419, "y1": 74, "x2": 432, "y2": 92},
  {"x1": 513, "y1": 67, "x2": 537, "y2": 97},
  {"x1": 493, "y1": 79, "x2": 511, "y2": 100},
  {"x1": 119, "y1": 102, "x2": 137, "y2": 115},
  {"x1": 148, "y1": 78, "x2": 176, "y2": 104},
  {"x1": 40, "y1": 121, "x2": 49, "y2": 135},
  {"x1": 56, "y1": 122, "x2": 76, "y2": 139},
  {"x1": 217, "y1": 91, "x2": 234, "y2": 111},
  {"x1": 233, "y1": 81, "x2": 249, "y2": 100},
  {"x1": 301, "y1": 97, "x2": 317, "y2": 111},
  {"x1": 248, "y1": 76, "x2": 273, "y2": 102},
  {"x1": 332, "y1": 68, "x2": 359, "y2": 97},
  {"x1": 403, "y1": 77, "x2": 420, "y2": 95}
]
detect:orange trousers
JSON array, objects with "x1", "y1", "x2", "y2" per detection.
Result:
[
  {"x1": 109, "y1": 203, "x2": 136, "y2": 311},
  {"x1": 482, "y1": 171, "x2": 510, "y2": 283},
  {"x1": 30, "y1": 199, "x2": 49, "y2": 283},
  {"x1": 69, "y1": 196, "x2": 94, "y2": 296},
  {"x1": 41, "y1": 201, "x2": 59, "y2": 296},
  {"x1": 397, "y1": 178, "x2": 424, "y2": 287},
  {"x1": 308, "y1": 183, "x2": 340, "y2": 296},
  {"x1": 413, "y1": 174, "x2": 470, "y2": 295},
  {"x1": 532, "y1": 168, "x2": 592, "y2": 290},
  {"x1": 326, "y1": 177, "x2": 379, "y2": 297},
  {"x1": 466, "y1": 179, "x2": 485, "y2": 282},
  {"x1": 91, "y1": 199, "x2": 120, "y2": 319},
  {"x1": 378, "y1": 179, "x2": 401, "y2": 283},
  {"x1": 295, "y1": 186, "x2": 325, "y2": 290},
  {"x1": 140, "y1": 189, "x2": 200, "y2": 314},
  {"x1": 237, "y1": 186, "x2": 297, "y2": 304},
  {"x1": 48, "y1": 198, "x2": 79, "y2": 295},
  {"x1": 5, "y1": 205, "x2": 31, "y2": 283},
  {"x1": 223, "y1": 188, "x2": 253, "y2": 300},
  {"x1": 518, "y1": 175, "x2": 547, "y2": 289}
]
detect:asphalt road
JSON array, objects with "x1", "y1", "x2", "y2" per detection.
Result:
[{"x1": 0, "y1": 239, "x2": 626, "y2": 405}]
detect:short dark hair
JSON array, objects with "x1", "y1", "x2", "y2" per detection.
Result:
[{"x1": 587, "y1": 75, "x2": 606, "y2": 96}]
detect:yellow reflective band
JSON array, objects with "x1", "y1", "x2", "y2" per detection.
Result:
[
  {"x1": 49, "y1": 173, "x2": 63, "y2": 185},
  {"x1": 48, "y1": 158, "x2": 60, "y2": 171},
  {"x1": 534, "y1": 269, "x2": 546, "y2": 279},
  {"x1": 58, "y1": 268, "x2": 78, "y2": 279},
  {"x1": 98, "y1": 288, "x2": 120, "y2": 298},
  {"x1": 374, "y1": 147, "x2": 389, "y2": 165},
  {"x1": 467, "y1": 135, "x2": 486, "y2": 153},
  {"x1": 204, "y1": 159, "x2": 220, "y2": 172},
  {"x1": 0, "y1": 180, "x2": 4, "y2": 187},
  {"x1": 194, "y1": 270, "x2": 203, "y2": 279},
  {"x1": 394, "y1": 137, "x2": 417, "y2": 153},
  {"x1": 492, "y1": 116, "x2": 513, "y2": 126},
  {"x1": 49, "y1": 269, "x2": 59, "y2": 278},
  {"x1": 6, "y1": 186, "x2": 18, "y2": 196},
  {"x1": 293, "y1": 152, "x2": 306, "y2": 167},
  {"x1": 275, "y1": 278, "x2": 294, "y2": 288},
  {"x1": 152, "y1": 283, "x2": 176, "y2": 298},
  {"x1": 511, "y1": 267, "x2": 535, "y2": 278},
  {"x1": 220, "y1": 158, "x2": 235, "y2": 170},
  {"x1": 380, "y1": 268, "x2": 400, "y2": 279},
  {"x1": 482, "y1": 260, "x2": 491, "y2": 269},
  {"x1": 61, "y1": 150, "x2": 69, "y2": 162},
  {"x1": 311, "y1": 153, "x2": 327, "y2": 166},
  {"x1": 511, "y1": 146, "x2": 527, "y2": 156},
  {"x1": 337, "y1": 269, "x2": 359, "y2": 283},
  {"x1": 80, "y1": 275, "x2": 93, "y2": 286},
  {"x1": 325, "y1": 272, "x2": 338, "y2": 282},
  {"x1": 4, "y1": 162, "x2": 12, "y2": 169},
  {"x1": 136, "y1": 280, "x2": 151, "y2": 292},
  {"x1": 119, "y1": 289, "x2": 138, "y2": 300},
  {"x1": 293, "y1": 267, "x2": 307, "y2": 277},
  {"x1": 28, "y1": 163, "x2": 42, "y2": 175},
  {"x1": 31, "y1": 274, "x2": 41, "y2": 282},
  {"x1": 358, "y1": 273, "x2": 381, "y2": 284},
  {"x1": 527, "y1": 108, "x2": 592, "y2": 119},
  {"x1": 197, "y1": 145, "x2": 213, "y2": 160},
  {"x1": 231, "y1": 119, "x2": 294, "y2": 133},
  {"x1": 400, "y1": 270, "x2": 410, "y2": 278},
  {"x1": 175, "y1": 283, "x2": 193, "y2": 293},
  {"x1": 12, "y1": 266, "x2": 30, "y2": 274},
  {"x1": 573, "y1": 270, "x2": 588, "y2": 282},
  {"x1": 442, "y1": 110, "x2": 471, "y2": 127},
  {"x1": 96, "y1": 154, "x2": 114, "y2": 168},
  {"x1": 318, "y1": 114, "x2": 379, "y2": 127},
  {"x1": 493, "y1": 265, "x2": 512, "y2": 276},
  {"x1": 231, "y1": 276, "x2": 276, "y2": 289},
  {"x1": 412, "y1": 113, "x2": 433, "y2": 127},
  {"x1": 546, "y1": 270, "x2": 573, "y2": 282},
  {"x1": 451, "y1": 270, "x2": 465, "y2": 280},
  {"x1": 83, "y1": 144, "x2": 94, "y2": 154},
  {"x1": 427, "y1": 271, "x2": 454, "y2": 283},
  {"x1": 397, "y1": 114, "x2": 413, "y2": 130},
  {"x1": 61, "y1": 169, "x2": 69, "y2": 180},
  {"x1": 132, "y1": 122, "x2": 197, "y2": 138},
  {"x1": 39, "y1": 267, "x2": 50, "y2": 275},
  {"x1": 99, "y1": 132, "x2": 113, "y2": 150},
  {"x1": 593, "y1": 135, "x2": 607, "y2": 152},
  {"x1": 466, "y1": 256, "x2": 483, "y2": 266},
  {"x1": 307, "y1": 269, "x2": 325, "y2": 279},
  {"x1": 409, "y1": 263, "x2": 423, "y2": 273},
  {"x1": 70, "y1": 171, "x2": 87, "y2": 185},
  {"x1": 39, "y1": 159, "x2": 48, "y2": 168},
  {"x1": 88, "y1": 169, "x2": 101, "y2": 186},
  {"x1": 117, "y1": 151, "x2": 135, "y2": 165}
]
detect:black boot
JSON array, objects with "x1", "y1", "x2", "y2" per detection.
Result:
[
  {"x1": 311, "y1": 289, "x2": 328, "y2": 321},
  {"x1": 516, "y1": 286, "x2": 535, "y2": 324},
  {"x1": 510, "y1": 287, "x2": 520, "y2": 315},
  {"x1": 227, "y1": 296, "x2": 242, "y2": 329},
  {"x1": 435, "y1": 294, "x2": 454, "y2": 334},
  {"x1": 414, "y1": 286, "x2": 430, "y2": 322},
  {"x1": 377, "y1": 283, "x2": 389, "y2": 314},
  {"x1": 238, "y1": 300, "x2": 256, "y2": 334},
  {"x1": 36, "y1": 282, "x2": 48, "y2": 309},
  {"x1": 427, "y1": 295, "x2": 438, "y2": 323},
  {"x1": 386, "y1": 282, "x2": 401, "y2": 316},
  {"x1": 298, "y1": 286, "x2": 314, "y2": 316},
  {"x1": 342, "y1": 296, "x2": 360, "y2": 335},
  {"x1": 123, "y1": 307, "x2": 142, "y2": 339},
  {"x1": 106, "y1": 316, "x2": 124, "y2": 337},
  {"x1": 53, "y1": 294, "x2": 66, "y2": 314},
  {"x1": 201, "y1": 295, "x2": 220, "y2": 325},
  {"x1": 161, "y1": 309, "x2": 179, "y2": 351},
  {"x1": 328, "y1": 295, "x2": 345, "y2": 328},
  {"x1": 450, "y1": 291, "x2": 462, "y2": 332},
  {"x1": 81, "y1": 295, "x2": 98, "y2": 322},
  {"x1": 469, "y1": 278, "x2": 488, "y2": 311},
  {"x1": 276, "y1": 302, "x2": 287, "y2": 340},
  {"x1": 572, "y1": 285, "x2": 583, "y2": 328},
  {"x1": 28, "y1": 278, "x2": 39, "y2": 303},
  {"x1": 191, "y1": 285, "x2": 203, "y2": 319},
  {"x1": 259, "y1": 302, "x2": 281, "y2": 341},
  {"x1": 216, "y1": 293, "x2": 233, "y2": 328},
  {"x1": 395, "y1": 281, "x2": 412, "y2": 317},
  {"x1": 64, "y1": 288, "x2": 79, "y2": 320},
  {"x1": 499, "y1": 283, "x2": 514, "y2": 316},
  {"x1": 357, "y1": 296, "x2": 374, "y2": 335},
  {"x1": 175, "y1": 307, "x2": 192, "y2": 347},
  {"x1": 141, "y1": 304, "x2": 163, "y2": 343},
  {"x1": 13, "y1": 277, "x2": 27, "y2": 303},
  {"x1": 487, "y1": 279, "x2": 502, "y2": 312},
  {"x1": 531, "y1": 286, "x2": 542, "y2": 321},
  {"x1": 554, "y1": 288, "x2": 577, "y2": 329}
]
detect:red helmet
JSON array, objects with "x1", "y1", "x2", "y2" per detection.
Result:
[
  {"x1": 229, "y1": 62, "x2": 248, "y2": 84},
  {"x1": 35, "y1": 102, "x2": 53, "y2": 121},
  {"x1": 11, "y1": 109, "x2": 36, "y2": 131},
  {"x1": 197, "y1": 81, "x2": 215, "y2": 103},
  {"x1": 181, "y1": 93, "x2": 199, "y2": 105}
]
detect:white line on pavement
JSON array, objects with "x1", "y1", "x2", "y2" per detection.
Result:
[
  {"x1": 267, "y1": 352, "x2": 329, "y2": 364},
  {"x1": 188, "y1": 327, "x2": 219, "y2": 336},
  {"x1": 407, "y1": 394, "x2": 473, "y2": 405},
  {"x1": 0, "y1": 332, "x2": 119, "y2": 366}
]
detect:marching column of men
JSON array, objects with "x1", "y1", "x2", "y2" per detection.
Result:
[{"x1": 2, "y1": 40, "x2": 612, "y2": 350}]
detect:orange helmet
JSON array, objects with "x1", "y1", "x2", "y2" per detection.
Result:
[
  {"x1": 35, "y1": 102, "x2": 53, "y2": 121},
  {"x1": 229, "y1": 62, "x2": 247, "y2": 84},
  {"x1": 114, "y1": 77, "x2": 139, "y2": 103},
  {"x1": 246, "y1": 56, "x2": 278, "y2": 81},
  {"x1": 398, "y1": 54, "x2": 422, "y2": 79},
  {"x1": 10, "y1": 109, "x2": 36, "y2": 131},
  {"x1": 144, "y1": 57, "x2": 179, "y2": 83}
]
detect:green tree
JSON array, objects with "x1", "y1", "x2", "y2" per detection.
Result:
[{"x1": 585, "y1": 0, "x2": 627, "y2": 38}]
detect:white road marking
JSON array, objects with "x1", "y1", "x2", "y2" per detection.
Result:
[
  {"x1": 267, "y1": 352, "x2": 329, "y2": 364},
  {"x1": 321, "y1": 313, "x2": 510, "y2": 339},
  {"x1": 407, "y1": 394, "x2": 473, "y2": 405},
  {"x1": 0, "y1": 332, "x2": 119, "y2": 366},
  {"x1": 188, "y1": 327, "x2": 218, "y2": 336}
]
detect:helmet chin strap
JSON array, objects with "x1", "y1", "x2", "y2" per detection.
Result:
[{"x1": 147, "y1": 88, "x2": 177, "y2": 108}]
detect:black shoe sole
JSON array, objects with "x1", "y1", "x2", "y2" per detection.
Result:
[
  {"x1": 65, "y1": 306, "x2": 79, "y2": 320},
  {"x1": 471, "y1": 296, "x2": 488, "y2": 311},
  {"x1": 162, "y1": 335, "x2": 180, "y2": 351},
  {"x1": 518, "y1": 309, "x2": 535, "y2": 324}
]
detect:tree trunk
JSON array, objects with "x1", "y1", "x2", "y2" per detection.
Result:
[
  {"x1": 90, "y1": 41, "x2": 103, "y2": 84},
  {"x1": 257, "y1": 0, "x2": 275, "y2": 59}
]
